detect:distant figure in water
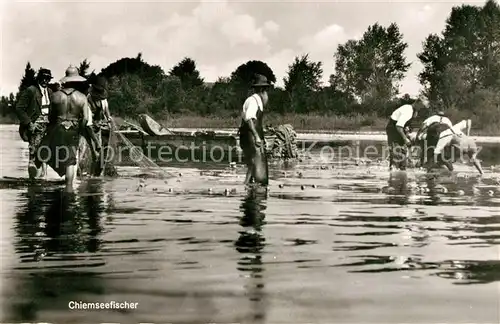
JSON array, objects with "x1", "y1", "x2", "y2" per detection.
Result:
[
  {"x1": 38, "y1": 65, "x2": 92, "y2": 191},
  {"x1": 238, "y1": 74, "x2": 271, "y2": 186},
  {"x1": 426, "y1": 119, "x2": 483, "y2": 175},
  {"x1": 386, "y1": 98, "x2": 426, "y2": 171}
]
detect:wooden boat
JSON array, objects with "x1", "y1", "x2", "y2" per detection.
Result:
[
  {"x1": 101, "y1": 115, "x2": 245, "y2": 162},
  {"x1": 100, "y1": 115, "x2": 301, "y2": 163},
  {"x1": 103, "y1": 127, "x2": 244, "y2": 162},
  {"x1": 138, "y1": 114, "x2": 174, "y2": 135}
]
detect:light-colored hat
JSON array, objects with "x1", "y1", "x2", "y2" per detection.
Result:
[{"x1": 60, "y1": 65, "x2": 87, "y2": 83}]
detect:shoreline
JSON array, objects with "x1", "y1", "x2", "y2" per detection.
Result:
[
  {"x1": 2, "y1": 114, "x2": 499, "y2": 137},
  {"x1": 2, "y1": 124, "x2": 500, "y2": 144},
  {"x1": 144, "y1": 127, "x2": 500, "y2": 144}
]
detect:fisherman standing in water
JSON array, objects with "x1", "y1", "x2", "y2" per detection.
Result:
[
  {"x1": 37, "y1": 66, "x2": 91, "y2": 191},
  {"x1": 85, "y1": 76, "x2": 113, "y2": 176},
  {"x1": 385, "y1": 98, "x2": 426, "y2": 171},
  {"x1": 15, "y1": 68, "x2": 53, "y2": 179},
  {"x1": 239, "y1": 74, "x2": 271, "y2": 186}
]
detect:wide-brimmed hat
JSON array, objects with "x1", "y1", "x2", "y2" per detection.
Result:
[
  {"x1": 251, "y1": 74, "x2": 271, "y2": 88},
  {"x1": 91, "y1": 76, "x2": 108, "y2": 100},
  {"x1": 60, "y1": 65, "x2": 87, "y2": 83},
  {"x1": 37, "y1": 68, "x2": 53, "y2": 80}
]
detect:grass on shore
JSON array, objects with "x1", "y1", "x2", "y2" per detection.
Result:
[
  {"x1": 2, "y1": 113, "x2": 499, "y2": 136},
  {"x1": 113, "y1": 113, "x2": 388, "y2": 133},
  {"x1": 117, "y1": 113, "x2": 499, "y2": 136}
]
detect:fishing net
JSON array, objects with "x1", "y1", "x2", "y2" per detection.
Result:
[
  {"x1": 108, "y1": 120, "x2": 174, "y2": 178},
  {"x1": 77, "y1": 121, "x2": 118, "y2": 178},
  {"x1": 267, "y1": 124, "x2": 298, "y2": 160},
  {"x1": 77, "y1": 120, "x2": 173, "y2": 179}
]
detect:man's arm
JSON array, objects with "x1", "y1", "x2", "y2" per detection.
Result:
[
  {"x1": 395, "y1": 106, "x2": 412, "y2": 145},
  {"x1": 247, "y1": 119, "x2": 261, "y2": 143},
  {"x1": 469, "y1": 149, "x2": 483, "y2": 175},
  {"x1": 415, "y1": 124, "x2": 427, "y2": 141},
  {"x1": 396, "y1": 126, "x2": 410, "y2": 145},
  {"x1": 101, "y1": 99, "x2": 112, "y2": 121},
  {"x1": 82, "y1": 97, "x2": 90, "y2": 127},
  {"x1": 15, "y1": 87, "x2": 33, "y2": 125},
  {"x1": 242, "y1": 98, "x2": 262, "y2": 144}
]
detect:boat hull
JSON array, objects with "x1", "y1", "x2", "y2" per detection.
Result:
[{"x1": 102, "y1": 129, "x2": 248, "y2": 163}]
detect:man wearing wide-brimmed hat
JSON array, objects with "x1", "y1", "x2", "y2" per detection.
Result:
[
  {"x1": 15, "y1": 67, "x2": 54, "y2": 179},
  {"x1": 385, "y1": 96, "x2": 427, "y2": 171},
  {"x1": 85, "y1": 75, "x2": 113, "y2": 176},
  {"x1": 88, "y1": 76, "x2": 112, "y2": 130},
  {"x1": 238, "y1": 74, "x2": 272, "y2": 186},
  {"x1": 37, "y1": 65, "x2": 92, "y2": 191}
]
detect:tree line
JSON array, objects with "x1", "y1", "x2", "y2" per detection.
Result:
[{"x1": 1, "y1": 0, "x2": 499, "y2": 131}]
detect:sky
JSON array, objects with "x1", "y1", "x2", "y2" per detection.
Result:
[{"x1": 0, "y1": 0, "x2": 494, "y2": 97}]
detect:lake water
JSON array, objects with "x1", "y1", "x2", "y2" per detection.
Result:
[{"x1": 1, "y1": 124, "x2": 500, "y2": 323}]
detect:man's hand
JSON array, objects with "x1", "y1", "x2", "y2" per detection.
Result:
[
  {"x1": 28, "y1": 122, "x2": 36, "y2": 132},
  {"x1": 404, "y1": 137, "x2": 411, "y2": 147},
  {"x1": 255, "y1": 136, "x2": 263, "y2": 147}
]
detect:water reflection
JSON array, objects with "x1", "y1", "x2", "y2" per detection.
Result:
[
  {"x1": 235, "y1": 188, "x2": 267, "y2": 322},
  {"x1": 385, "y1": 172, "x2": 411, "y2": 205},
  {"x1": 15, "y1": 179, "x2": 107, "y2": 260},
  {"x1": 435, "y1": 260, "x2": 500, "y2": 284},
  {"x1": 5, "y1": 180, "x2": 109, "y2": 322}
]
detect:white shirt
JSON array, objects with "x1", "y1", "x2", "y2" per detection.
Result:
[
  {"x1": 242, "y1": 94, "x2": 263, "y2": 121},
  {"x1": 40, "y1": 86, "x2": 50, "y2": 115},
  {"x1": 440, "y1": 119, "x2": 471, "y2": 138},
  {"x1": 434, "y1": 120, "x2": 475, "y2": 154},
  {"x1": 390, "y1": 104, "x2": 414, "y2": 127},
  {"x1": 86, "y1": 105, "x2": 93, "y2": 126},
  {"x1": 85, "y1": 96, "x2": 93, "y2": 126},
  {"x1": 87, "y1": 96, "x2": 110, "y2": 126},
  {"x1": 422, "y1": 115, "x2": 453, "y2": 128}
]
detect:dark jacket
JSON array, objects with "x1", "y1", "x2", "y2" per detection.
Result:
[
  {"x1": 15, "y1": 85, "x2": 52, "y2": 141},
  {"x1": 15, "y1": 85, "x2": 52, "y2": 125}
]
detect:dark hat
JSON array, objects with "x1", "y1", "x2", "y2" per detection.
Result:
[
  {"x1": 37, "y1": 68, "x2": 53, "y2": 80},
  {"x1": 251, "y1": 74, "x2": 271, "y2": 88},
  {"x1": 91, "y1": 76, "x2": 108, "y2": 100},
  {"x1": 60, "y1": 65, "x2": 87, "y2": 83}
]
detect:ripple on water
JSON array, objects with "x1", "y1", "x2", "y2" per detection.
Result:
[{"x1": 1, "y1": 124, "x2": 500, "y2": 323}]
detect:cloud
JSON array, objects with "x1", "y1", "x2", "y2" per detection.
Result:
[
  {"x1": 295, "y1": 24, "x2": 363, "y2": 86},
  {"x1": 0, "y1": 0, "x2": 278, "y2": 95},
  {"x1": 396, "y1": 3, "x2": 446, "y2": 95},
  {"x1": 263, "y1": 20, "x2": 280, "y2": 33},
  {"x1": 198, "y1": 48, "x2": 296, "y2": 87},
  {"x1": 220, "y1": 14, "x2": 268, "y2": 47},
  {"x1": 0, "y1": 0, "x2": 484, "y2": 97}
]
